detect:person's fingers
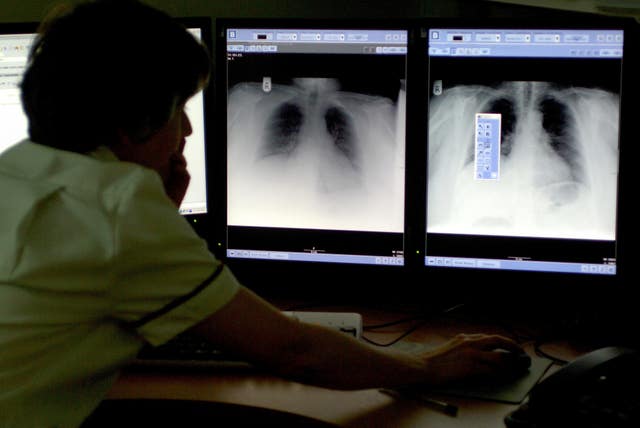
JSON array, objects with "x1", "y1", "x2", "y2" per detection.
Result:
[
  {"x1": 164, "y1": 153, "x2": 191, "y2": 207},
  {"x1": 171, "y1": 152, "x2": 188, "y2": 169}
]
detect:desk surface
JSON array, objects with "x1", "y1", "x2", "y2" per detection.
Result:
[{"x1": 107, "y1": 302, "x2": 590, "y2": 427}]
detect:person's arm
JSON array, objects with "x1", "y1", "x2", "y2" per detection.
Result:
[{"x1": 189, "y1": 286, "x2": 523, "y2": 390}]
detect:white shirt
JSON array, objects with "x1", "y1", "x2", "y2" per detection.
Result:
[{"x1": 0, "y1": 140, "x2": 240, "y2": 427}]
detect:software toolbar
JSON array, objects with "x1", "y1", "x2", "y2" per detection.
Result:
[{"x1": 429, "y1": 29, "x2": 623, "y2": 58}]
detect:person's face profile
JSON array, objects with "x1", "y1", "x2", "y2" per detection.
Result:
[
  {"x1": 112, "y1": 102, "x2": 193, "y2": 181},
  {"x1": 141, "y1": 105, "x2": 193, "y2": 177}
]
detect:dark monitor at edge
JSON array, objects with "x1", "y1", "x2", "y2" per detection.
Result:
[{"x1": 0, "y1": 18, "x2": 212, "y2": 240}]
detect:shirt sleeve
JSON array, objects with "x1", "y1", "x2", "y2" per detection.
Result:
[{"x1": 108, "y1": 167, "x2": 240, "y2": 346}]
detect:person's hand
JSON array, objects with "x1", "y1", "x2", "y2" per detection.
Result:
[
  {"x1": 163, "y1": 151, "x2": 191, "y2": 208},
  {"x1": 418, "y1": 333, "x2": 525, "y2": 386}
]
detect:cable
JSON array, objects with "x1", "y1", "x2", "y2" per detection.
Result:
[
  {"x1": 533, "y1": 340, "x2": 570, "y2": 366},
  {"x1": 362, "y1": 302, "x2": 467, "y2": 348},
  {"x1": 363, "y1": 315, "x2": 425, "y2": 331},
  {"x1": 362, "y1": 319, "x2": 430, "y2": 347}
]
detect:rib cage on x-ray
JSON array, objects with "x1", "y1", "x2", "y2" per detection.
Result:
[
  {"x1": 227, "y1": 78, "x2": 405, "y2": 232},
  {"x1": 428, "y1": 81, "x2": 619, "y2": 240}
]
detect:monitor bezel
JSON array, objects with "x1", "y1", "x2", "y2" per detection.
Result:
[
  {"x1": 212, "y1": 16, "x2": 637, "y2": 307},
  {"x1": 416, "y1": 16, "x2": 638, "y2": 307},
  {"x1": 213, "y1": 18, "x2": 420, "y2": 299},
  {"x1": 0, "y1": 21, "x2": 38, "y2": 34}
]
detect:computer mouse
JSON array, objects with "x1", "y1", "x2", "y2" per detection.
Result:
[{"x1": 494, "y1": 348, "x2": 532, "y2": 374}]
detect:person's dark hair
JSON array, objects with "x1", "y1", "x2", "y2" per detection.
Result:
[{"x1": 21, "y1": 0, "x2": 211, "y2": 153}]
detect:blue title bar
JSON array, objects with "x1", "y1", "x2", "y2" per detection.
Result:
[
  {"x1": 228, "y1": 28, "x2": 407, "y2": 44},
  {"x1": 429, "y1": 28, "x2": 623, "y2": 59}
]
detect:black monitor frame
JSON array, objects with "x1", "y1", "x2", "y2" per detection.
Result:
[
  {"x1": 5, "y1": 14, "x2": 633, "y2": 311},
  {"x1": 415, "y1": 16, "x2": 638, "y2": 309},
  {"x1": 211, "y1": 16, "x2": 638, "y2": 308},
  {"x1": 213, "y1": 18, "x2": 422, "y2": 300},
  {"x1": 0, "y1": 21, "x2": 38, "y2": 33}
]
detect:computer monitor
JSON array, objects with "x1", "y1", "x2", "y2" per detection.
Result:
[
  {"x1": 0, "y1": 19, "x2": 211, "y2": 236},
  {"x1": 423, "y1": 18, "x2": 635, "y2": 292},
  {"x1": 216, "y1": 19, "x2": 408, "y2": 277},
  {"x1": 0, "y1": 24, "x2": 35, "y2": 156}
]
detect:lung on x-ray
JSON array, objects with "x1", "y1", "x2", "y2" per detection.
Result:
[
  {"x1": 427, "y1": 81, "x2": 619, "y2": 241},
  {"x1": 228, "y1": 78, "x2": 405, "y2": 233}
]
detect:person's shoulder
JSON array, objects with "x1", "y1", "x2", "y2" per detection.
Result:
[
  {"x1": 1, "y1": 140, "x2": 138, "y2": 181},
  {"x1": 1, "y1": 140, "x2": 161, "y2": 205},
  {"x1": 83, "y1": 146, "x2": 170, "y2": 213},
  {"x1": 87, "y1": 145, "x2": 159, "y2": 188}
]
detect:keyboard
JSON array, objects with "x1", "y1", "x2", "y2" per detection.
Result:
[
  {"x1": 133, "y1": 311, "x2": 362, "y2": 369},
  {"x1": 134, "y1": 333, "x2": 254, "y2": 370}
]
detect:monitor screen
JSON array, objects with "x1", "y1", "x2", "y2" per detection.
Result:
[
  {"x1": 424, "y1": 21, "x2": 627, "y2": 278},
  {"x1": 0, "y1": 25, "x2": 34, "y2": 156},
  {"x1": 0, "y1": 20, "x2": 210, "y2": 223},
  {"x1": 219, "y1": 21, "x2": 408, "y2": 267}
]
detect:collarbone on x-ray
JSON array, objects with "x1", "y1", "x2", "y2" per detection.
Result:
[
  {"x1": 428, "y1": 81, "x2": 619, "y2": 240},
  {"x1": 227, "y1": 78, "x2": 405, "y2": 232}
]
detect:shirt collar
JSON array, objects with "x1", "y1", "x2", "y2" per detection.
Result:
[{"x1": 89, "y1": 145, "x2": 120, "y2": 162}]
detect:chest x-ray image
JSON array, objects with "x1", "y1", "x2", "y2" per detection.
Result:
[
  {"x1": 427, "y1": 81, "x2": 619, "y2": 240},
  {"x1": 227, "y1": 78, "x2": 405, "y2": 232}
]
